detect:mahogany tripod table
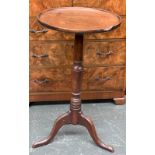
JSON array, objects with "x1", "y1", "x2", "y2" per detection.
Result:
[{"x1": 32, "y1": 7, "x2": 121, "y2": 153}]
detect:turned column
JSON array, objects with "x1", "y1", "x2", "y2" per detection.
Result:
[{"x1": 70, "y1": 33, "x2": 83, "y2": 124}]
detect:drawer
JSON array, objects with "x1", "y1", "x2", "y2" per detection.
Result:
[
  {"x1": 30, "y1": 40, "x2": 125, "y2": 67},
  {"x1": 30, "y1": 0, "x2": 72, "y2": 16},
  {"x1": 73, "y1": 0, "x2": 126, "y2": 15},
  {"x1": 87, "y1": 66, "x2": 126, "y2": 91},
  {"x1": 30, "y1": 66, "x2": 125, "y2": 92},
  {"x1": 30, "y1": 41, "x2": 74, "y2": 67},
  {"x1": 29, "y1": 17, "x2": 74, "y2": 41},
  {"x1": 84, "y1": 40, "x2": 126, "y2": 66},
  {"x1": 30, "y1": 67, "x2": 87, "y2": 92},
  {"x1": 85, "y1": 17, "x2": 126, "y2": 39}
]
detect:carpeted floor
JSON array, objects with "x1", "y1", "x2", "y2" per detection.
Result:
[{"x1": 29, "y1": 101, "x2": 126, "y2": 155}]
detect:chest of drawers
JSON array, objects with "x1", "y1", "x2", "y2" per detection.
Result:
[{"x1": 29, "y1": 0, "x2": 126, "y2": 104}]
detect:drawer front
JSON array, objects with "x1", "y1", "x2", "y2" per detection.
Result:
[
  {"x1": 29, "y1": 17, "x2": 74, "y2": 41},
  {"x1": 87, "y1": 66, "x2": 125, "y2": 91},
  {"x1": 30, "y1": 66, "x2": 125, "y2": 92},
  {"x1": 30, "y1": 40, "x2": 125, "y2": 67},
  {"x1": 73, "y1": 0, "x2": 126, "y2": 15},
  {"x1": 30, "y1": 41, "x2": 74, "y2": 67},
  {"x1": 84, "y1": 40, "x2": 126, "y2": 66},
  {"x1": 30, "y1": 68, "x2": 87, "y2": 92},
  {"x1": 30, "y1": 0, "x2": 72, "y2": 16}
]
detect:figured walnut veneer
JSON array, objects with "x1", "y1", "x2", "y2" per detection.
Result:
[
  {"x1": 30, "y1": 0, "x2": 72, "y2": 16},
  {"x1": 73, "y1": 0, "x2": 126, "y2": 15},
  {"x1": 30, "y1": 40, "x2": 125, "y2": 67},
  {"x1": 29, "y1": 1, "x2": 126, "y2": 104}
]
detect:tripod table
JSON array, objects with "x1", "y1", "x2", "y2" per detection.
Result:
[{"x1": 32, "y1": 7, "x2": 121, "y2": 153}]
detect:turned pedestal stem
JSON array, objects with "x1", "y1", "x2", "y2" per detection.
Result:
[
  {"x1": 32, "y1": 33, "x2": 114, "y2": 152},
  {"x1": 70, "y1": 33, "x2": 83, "y2": 124},
  {"x1": 32, "y1": 7, "x2": 121, "y2": 153}
]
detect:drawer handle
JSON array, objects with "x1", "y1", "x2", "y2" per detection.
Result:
[
  {"x1": 96, "y1": 50, "x2": 113, "y2": 58},
  {"x1": 95, "y1": 76, "x2": 112, "y2": 82},
  {"x1": 32, "y1": 53, "x2": 48, "y2": 58},
  {"x1": 30, "y1": 17, "x2": 48, "y2": 34},
  {"x1": 33, "y1": 79, "x2": 50, "y2": 85},
  {"x1": 29, "y1": 28, "x2": 48, "y2": 34}
]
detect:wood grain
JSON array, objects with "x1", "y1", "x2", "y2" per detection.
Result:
[
  {"x1": 29, "y1": 2, "x2": 126, "y2": 103},
  {"x1": 30, "y1": 16, "x2": 125, "y2": 40},
  {"x1": 29, "y1": 17, "x2": 74, "y2": 41},
  {"x1": 85, "y1": 16, "x2": 126, "y2": 39},
  {"x1": 30, "y1": 40, "x2": 125, "y2": 67},
  {"x1": 30, "y1": 66, "x2": 125, "y2": 93},
  {"x1": 29, "y1": 67, "x2": 87, "y2": 92},
  {"x1": 87, "y1": 66, "x2": 126, "y2": 91},
  {"x1": 30, "y1": 41, "x2": 73, "y2": 67},
  {"x1": 31, "y1": 33, "x2": 117, "y2": 152},
  {"x1": 73, "y1": 0, "x2": 126, "y2": 15},
  {"x1": 37, "y1": 7, "x2": 121, "y2": 33},
  {"x1": 30, "y1": 91, "x2": 124, "y2": 102},
  {"x1": 84, "y1": 40, "x2": 126, "y2": 66},
  {"x1": 30, "y1": 0, "x2": 72, "y2": 16}
]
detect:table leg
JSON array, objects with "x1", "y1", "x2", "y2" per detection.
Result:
[
  {"x1": 32, "y1": 33, "x2": 114, "y2": 153},
  {"x1": 32, "y1": 111, "x2": 71, "y2": 148}
]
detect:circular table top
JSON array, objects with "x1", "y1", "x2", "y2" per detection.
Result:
[{"x1": 37, "y1": 7, "x2": 121, "y2": 33}]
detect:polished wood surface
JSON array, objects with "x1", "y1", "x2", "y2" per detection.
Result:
[
  {"x1": 30, "y1": 16, "x2": 126, "y2": 40},
  {"x1": 32, "y1": 110, "x2": 114, "y2": 152},
  {"x1": 29, "y1": 17, "x2": 74, "y2": 41},
  {"x1": 30, "y1": 0, "x2": 72, "y2": 16},
  {"x1": 29, "y1": 0, "x2": 126, "y2": 104},
  {"x1": 114, "y1": 96, "x2": 126, "y2": 105},
  {"x1": 29, "y1": 67, "x2": 87, "y2": 92},
  {"x1": 31, "y1": 6, "x2": 124, "y2": 151},
  {"x1": 30, "y1": 40, "x2": 125, "y2": 67},
  {"x1": 37, "y1": 7, "x2": 121, "y2": 33},
  {"x1": 30, "y1": 91, "x2": 124, "y2": 102},
  {"x1": 85, "y1": 17, "x2": 126, "y2": 39},
  {"x1": 32, "y1": 33, "x2": 114, "y2": 152},
  {"x1": 30, "y1": 66, "x2": 125, "y2": 92},
  {"x1": 84, "y1": 40, "x2": 126, "y2": 66},
  {"x1": 73, "y1": 0, "x2": 126, "y2": 15}
]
